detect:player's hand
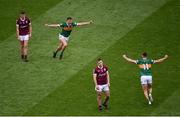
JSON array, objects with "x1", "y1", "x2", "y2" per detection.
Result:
[
  {"x1": 16, "y1": 35, "x2": 20, "y2": 41},
  {"x1": 123, "y1": 54, "x2": 127, "y2": 58},
  {"x1": 45, "y1": 24, "x2": 49, "y2": 26},
  {"x1": 89, "y1": 20, "x2": 93, "y2": 24},
  {"x1": 164, "y1": 55, "x2": 168, "y2": 59},
  {"x1": 95, "y1": 85, "x2": 99, "y2": 91},
  {"x1": 29, "y1": 33, "x2": 32, "y2": 38},
  {"x1": 108, "y1": 83, "x2": 110, "y2": 87}
]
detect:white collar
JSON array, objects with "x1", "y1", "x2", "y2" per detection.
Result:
[
  {"x1": 98, "y1": 66, "x2": 103, "y2": 69},
  {"x1": 20, "y1": 18, "x2": 25, "y2": 21}
]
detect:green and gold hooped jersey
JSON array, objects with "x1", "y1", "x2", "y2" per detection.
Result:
[
  {"x1": 60, "y1": 22, "x2": 77, "y2": 37},
  {"x1": 136, "y1": 58, "x2": 154, "y2": 76}
]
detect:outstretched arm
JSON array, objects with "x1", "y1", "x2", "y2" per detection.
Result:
[
  {"x1": 45, "y1": 23, "x2": 60, "y2": 28},
  {"x1": 122, "y1": 54, "x2": 137, "y2": 64},
  {"x1": 154, "y1": 55, "x2": 168, "y2": 63},
  {"x1": 77, "y1": 20, "x2": 93, "y2": 26}
]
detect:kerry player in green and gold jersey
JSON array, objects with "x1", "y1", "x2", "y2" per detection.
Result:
[
  {"x1": 45, "y1": 17, "x2": 93, "y2": 60},
  {"x1": 123, "y1": 52, "x2": 168, "y2": 105}
]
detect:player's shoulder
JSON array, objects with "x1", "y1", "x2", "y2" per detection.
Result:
[
  {"x1": 146, "y1": 58, "x2": 152, "y2": 61},
  {"x1": 72, "y1": 22, "x2": 77, "y2": 25},
  {"x1": 94, "y1": 66, "x2": 99, "y2": 70},
  {"x1": 93, "y1": 66, "x2": 99, "y2": 74},
  {"x1": 16, "y1": 17, "x2": 20, "y2": 22},
  {"x1": 136, "y1": 58, "x2": 143, "y2": 64},
  {"x1": 16, "y1": 18, "x2": 21, "y2": 24},
  {"x1": 25, "y1": 17, "x2": 31, "y2": 21},
  {"x1": 60, "y1": 22, "x2": 66, "y2": 26},
  {"x1": 103, "y1": 65, "x2": 108, "y2": 70},
  {"x1": 147, "y1": 58, "x2": 154, "y2": 63}
]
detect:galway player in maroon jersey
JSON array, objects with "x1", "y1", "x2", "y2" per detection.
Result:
[
  {"x1": 16, "y1": 11, "x2": 32, "y2": 62},
  {"x1": 93, "y1": 59, "x2": 110, "y2": 111}
]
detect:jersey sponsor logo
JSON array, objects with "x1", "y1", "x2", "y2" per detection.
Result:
[
  {"x1": 97, "y1": 68, "x2": 106, "y2": 73},
  {"x1": 63, "y1": 26, "x2": 73, "y2": 31},
  {"x1": 19, "y1": 25, "x2": 28, "y2": 28},
  {"x1": 98, "y1": 72, "x2": 107, "y2": 77}
]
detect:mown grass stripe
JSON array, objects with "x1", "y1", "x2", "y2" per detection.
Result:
[
  {"x1": 0, "y1": 0, "x2": 170, "y2": 115},
  {"x1": 24, "y1": 0, "x2": 180, "y2": 115}
]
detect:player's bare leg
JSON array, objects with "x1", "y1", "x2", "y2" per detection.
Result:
[
  {"x1": 59, "y1": 45, "x2": 67, "y2": 60},
  {"x1": 20, "y1": 41, "x2": 24, "y2": 59},
  {"x1": 97, "y1": 92, "x2": 103, "y2": 111},
  {"x1": 23, "y1": 40, "x2": 29, "y2": 62},
  {"x1": 59, "y1": 39, "x2": 68, "y2": 60},
  {"x1": 142, "y1": 84, "x2": 151, "y2": 105},
  {"x1": 103, "y1": 91, "x2": 110, "y2": 109},
  {"x1": 148, "y1": 84, "x2": 153, "y2": 102},
  {"x1": 53, "y1": 41, "x2": 63, "y2": 58}
]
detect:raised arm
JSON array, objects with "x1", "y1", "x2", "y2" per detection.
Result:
[
  {"x1": 77, "y1": 20, "x2": 93, "y2": 26},
  {"x1": 154, "y1": 55, "x2": 168, "y2": 63},
  {"x1": 122, "y1": 54, "x2": 137, "y2": 64},
  {"x1": 45, "y1": 23, "x2": 60, "y2": 28}
]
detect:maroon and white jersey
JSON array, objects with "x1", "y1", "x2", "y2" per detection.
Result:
[
  {"x1": 93, "y1": 65, "x2": 108, "y2": 85},
  {"x1": 16, "y1": 17, "x2": 31, "y2": 36}
]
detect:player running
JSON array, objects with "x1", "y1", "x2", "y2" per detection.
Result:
[
  {"x1": 16, "y1": 11, "x2": 32, "y2": 62},
  {"x1": 93, "y1": 59, "x2": 110, "y2": 111},
  {"x1": 123, "y1": 52, "x2": 168, "y2": 105},
  {"x1": 45, "y1": 17, "x2": 93, "y2": 60}
]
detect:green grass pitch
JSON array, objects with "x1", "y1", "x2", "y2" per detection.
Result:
[{"x1": 0, "y1": 0, "x2": 180, "y2": 115}]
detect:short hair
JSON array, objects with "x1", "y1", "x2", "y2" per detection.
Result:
[
  {"x1": 97, "y1": 58, "x2": 102, "y2": 62},
  {"x1": 66, "y1": 17, "x2": 72, "y2": 20},
  {"x1": 142, "y1": 52, "x2": 148, "y2": 57},
  {"x1": 20, "y1": 11, "x2": 26, "y2": 15}
]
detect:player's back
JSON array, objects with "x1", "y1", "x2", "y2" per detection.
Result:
[{"x1": 136, "y1": 58, "x2": 154, "y2": 76}]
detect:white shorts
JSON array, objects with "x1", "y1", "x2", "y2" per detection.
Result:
[
  {"x1": 19, "y1": 35, "x2": 29, "y2": 41},
  {"x1": 59, "y1": 34, "x2": 69, "y2": 42},
  {"x1": 96, "y1": 84, "x2": 109, "y2": 92},
  {"x1": 141, "y1": 76, "x2": 152, "y2": 85}
]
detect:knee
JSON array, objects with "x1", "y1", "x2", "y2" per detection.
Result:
[
  {"x1": 106, "y1": 94, "x2": 110, "y2": 99},
  {"x1": 106, "y1": 95, "x2": 110, "y2": 99},
  {"x1": 148, "y1": 84, "x2": 152, "y2": 88},
  {"x1": 143, "y1": 90, "x2": 148, "y2": 94},
  {"x1": 24, "y1": 45, "x2": 28, "y2": 49},
  {"x1": 97, "y1": 94, "x2": 102, "y2": 99},
  {"x1": 63, "y1": 43, "x2": 68, "y2": 48}
]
